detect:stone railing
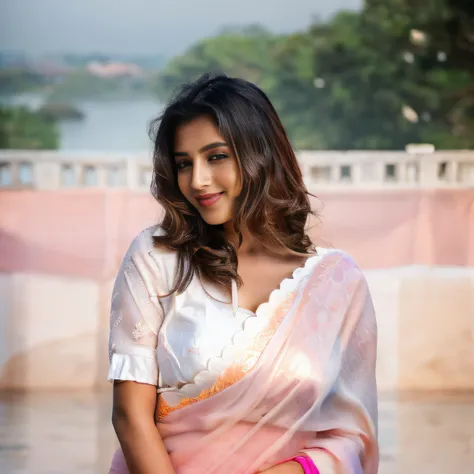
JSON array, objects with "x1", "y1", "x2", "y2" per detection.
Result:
[
  {"x1": 0, "y1": 149, "x2": 473, "y2": 190},
  {"x1": 298, "y1": 150, "x2": 474, "y2": 189},
  {"x1": 0, "y1": 151, "x2": 152, "y2": 191}
]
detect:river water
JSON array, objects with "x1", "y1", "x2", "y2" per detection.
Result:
[{"x1": 1, "y1": 93, "x2": 163, "y2": 153}]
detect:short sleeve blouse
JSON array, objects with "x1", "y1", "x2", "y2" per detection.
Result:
[{"x1": 107, "y1": 225, "x2": 253, "y2": 390}]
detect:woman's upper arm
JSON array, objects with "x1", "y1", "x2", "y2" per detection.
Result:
[
  {"x1": 112, "y1": 379, "x2": 158, "y2": 425},
  {"x1": 108, "y1": 235, "x2": 165, "y2": 415}
]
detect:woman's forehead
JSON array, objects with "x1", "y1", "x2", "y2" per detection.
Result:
[{"x1": 174, "y1": 116, "x2": 225, "y2": 150}]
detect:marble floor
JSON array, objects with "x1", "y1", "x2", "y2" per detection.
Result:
[{"x1": 0, "y1": 391, "x2": 473, "y2": 474}]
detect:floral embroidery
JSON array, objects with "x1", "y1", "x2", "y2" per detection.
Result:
[
  {"x1": 111, "y1": 292, "x2": 123, "y2": 329},
  {"x1": 132, "y1": 319, "x2": 152, "y2": 340},
  {"x1": 108, "y1": 342, "x2": 116, "y2": 361}
]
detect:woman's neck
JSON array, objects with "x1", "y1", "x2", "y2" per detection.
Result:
[
  {"x1": 223, "y1": 222, "x2": 295, "y2": 258},
  {"x1": 223, "y1": 222, "x2": 262, "y2": 256}
]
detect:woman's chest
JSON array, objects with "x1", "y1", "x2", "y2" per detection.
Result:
[
  {"x1": 236, "y1": 255, "x2": 308, "y2": 314},
  {"x1": 157, "y1": 280, "x2": 251, "y2": 385},
  {"x1": 155, "y1": 255, "x2": 311, "y2": 387}
]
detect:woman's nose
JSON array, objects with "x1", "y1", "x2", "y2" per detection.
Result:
[{"x1": 191, "y1": 161, "x2": 212, "y2": 190}]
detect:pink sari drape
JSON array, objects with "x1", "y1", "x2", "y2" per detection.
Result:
[{"x1": 110, "y1": 250, "x2": 378, "y2": 474}]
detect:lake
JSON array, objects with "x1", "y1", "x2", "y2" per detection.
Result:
[{"x1": 1, "y1": 93, "x2": 163, "y2": 152}]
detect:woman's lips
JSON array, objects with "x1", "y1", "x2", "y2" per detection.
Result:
[{"x1": 195, "y1": 192, "x2": 223, "y2": 207}]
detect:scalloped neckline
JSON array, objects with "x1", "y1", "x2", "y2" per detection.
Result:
[
  {"x1": 158, "y1": 248, "x2": 326, "y2": 400},
  {"x1": 233, "y1": 250, "x2": 319, "y2": 317}
]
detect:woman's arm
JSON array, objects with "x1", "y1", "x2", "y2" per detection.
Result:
[
  {"x1": 108, "y1": 232, "x2": 174, "y2": 473},
  {"x1": 112, "y1": 381, "x2": 176, "y2": 474}
]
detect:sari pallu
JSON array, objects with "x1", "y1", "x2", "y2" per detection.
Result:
[{"x1": 111, "y1": 250, "x2": 379, "y2": 474}]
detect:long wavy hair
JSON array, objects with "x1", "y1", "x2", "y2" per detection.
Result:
[{"x1": 149, "y1": 73, "x2": 315, "y2": 296}]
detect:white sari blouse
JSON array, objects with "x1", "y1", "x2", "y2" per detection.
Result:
[{"x1": 108, "y1": 225, "x2": 328, "y2": 398}]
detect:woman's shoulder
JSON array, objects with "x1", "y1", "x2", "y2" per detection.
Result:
[
  {"x1": 313, "y1": 246, "x2": 366, "y2": 280},
  {"x1": 120, "y1": 224, "x2": 178, "y2": 293},
  {"x1": 124, "y1": 224, "x2": 175, "y2": 256}
]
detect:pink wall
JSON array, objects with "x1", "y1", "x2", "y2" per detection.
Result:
[
  {"x1": 1, "y1": 188, "x2": 473, "y2": 280},
  {"x1": 310, "y1": 189, "x2": 474, "y2": 268}
]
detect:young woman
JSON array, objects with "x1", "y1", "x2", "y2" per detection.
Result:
[{"x1": 108, "y1": 74, "x2": 378, "y2": 474}]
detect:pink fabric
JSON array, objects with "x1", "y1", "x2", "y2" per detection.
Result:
[
  {"x1": 294, "y1": 456, "x2": 320, "y2": 474},
  {"x1": 276, "y1": 455, "x2": 320, "y2": 473},
  {"x1": 109, "y1": 250, "x2": 379, "y2": 474}
]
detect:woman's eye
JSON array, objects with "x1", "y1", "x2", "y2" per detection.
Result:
[
  {"x1": 209, "y1": 154, "x2": 228, "y2": 162},
  {"x1": 176, "y1": 161, "x2": 191, "y2": 170}
]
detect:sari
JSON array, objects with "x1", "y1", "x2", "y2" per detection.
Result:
[{"x1": 108, "y1": 231, "x2": 378, "y2": 474}]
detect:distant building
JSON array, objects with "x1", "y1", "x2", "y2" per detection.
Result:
[{"x1": 86, "y1": 61, "x2": 144, "y2": 78}]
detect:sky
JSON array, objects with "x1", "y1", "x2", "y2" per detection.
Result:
[{"x1": 1, "y1": 0, "x2": 362, "y2": 57}]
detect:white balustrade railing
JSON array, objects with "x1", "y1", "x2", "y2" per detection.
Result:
[
  {"x1": 0, "y1": 149, "x2": 473, "y2": 190},
  {"x1": 298, "y1": 150, "x2": 474, "y2": 188}
]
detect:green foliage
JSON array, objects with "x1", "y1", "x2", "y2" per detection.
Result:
[
  {"x1": 153, "y1": 2, "x2": 473, "y2": 149},
  {"x1": 47, "y1": 71, "x2": 151, "y2": 101},
  {"x1": 0, "y1": 106, "x2": 59, "y2": 150},
  {"x1": 38, "y1": 102, "x2": 85, "y2": 121},
  {"x1": 0, "y1": 69, "x2": 46, "y2": 94},
  {"x1": 152, "y1": 27, "x2": 283, "y2": 100},
  {"x1": 355, "y1": 0, "x2": 474, "y2": 147}
]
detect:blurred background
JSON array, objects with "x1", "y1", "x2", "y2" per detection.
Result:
[{"x1": 0, "y1": 0, "x2": 473, "y2": 473}]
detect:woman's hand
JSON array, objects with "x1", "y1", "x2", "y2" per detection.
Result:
[{"x1": 260, "y1": 461, "x2": 305, "y2": 474}]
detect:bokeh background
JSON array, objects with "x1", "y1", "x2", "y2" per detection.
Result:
[{"x1": 0, "y1": 1, "x2": 473, "y2": 473}]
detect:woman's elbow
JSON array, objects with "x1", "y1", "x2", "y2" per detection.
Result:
[
  {"x1": 112, "y1": 405, "x2": 130, "y2": 433},
  {"x1": 111, "y1": 380, "x2": 158, "y2": 433},
  {"x1": 112, "y1": 404, "x2": 155, "y2": 435}
]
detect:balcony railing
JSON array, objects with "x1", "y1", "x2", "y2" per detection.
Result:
[{"x1": 0, "y1": 149, "x2": 473, "y2": 190}]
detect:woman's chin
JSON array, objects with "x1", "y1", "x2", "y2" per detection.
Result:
[{"x1": 200, "y1": 212, "x2": 231, "y2": 226}]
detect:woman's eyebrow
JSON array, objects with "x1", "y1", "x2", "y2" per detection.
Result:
[{"x1": 173, "y1": 141, "x2": 228, "y2": 157}]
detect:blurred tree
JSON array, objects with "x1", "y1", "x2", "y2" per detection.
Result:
[
  {"x1": 0, "y1": 69, "x2": 46, "y2": 94},
  {"x1": 152, "y1": 28, "x2": 283, "y2": 100},
  {"x1": 285, "y1": 1, "x2": 474, "y2": 149},
  {"x1": 0, "y1": 106, "x2": 59, "y2": 149},
  {"x1": 268, "y1": 30, "x2": 325, "y2": 148},
  {"x1": 268, "y1": 10, "x2": 419, "y2": 149},
  {"x1": 153, "y1": 2, "x2": 474, "y2": 149},
  {"x1": 397, "y1": 0, "x2": 474, "y2": 144},
  {"x1": 360, "y1": 0, "x2": 473, "y2": 147},
  {"x1": 299, "y1": 7, "x2": 436, "y2": 149}
]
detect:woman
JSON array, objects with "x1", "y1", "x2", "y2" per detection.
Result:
[{"x1": 108, "y1": 74, "x2": 378, "y2": 474}]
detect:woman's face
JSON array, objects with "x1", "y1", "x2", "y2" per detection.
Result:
[{"x1": 173, "y1": 115, "x2": 241, "y2": 226}]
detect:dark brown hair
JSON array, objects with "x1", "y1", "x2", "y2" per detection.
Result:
[{"x1": 149, "y1": 73, "x2": 315, "y2": 295}]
